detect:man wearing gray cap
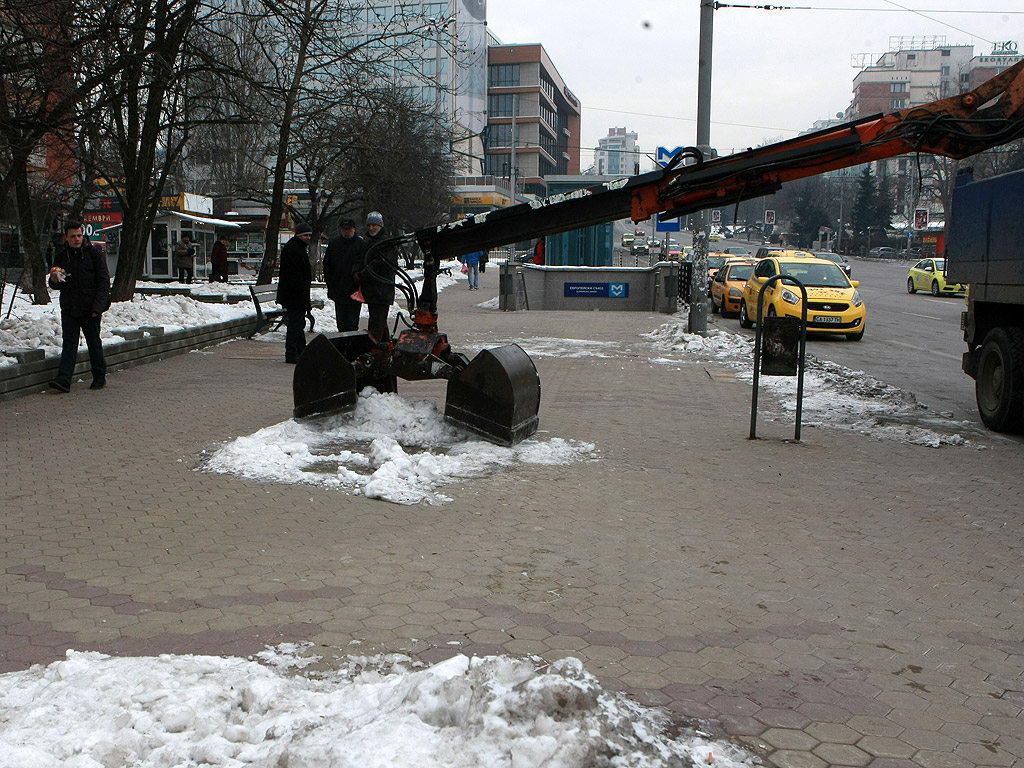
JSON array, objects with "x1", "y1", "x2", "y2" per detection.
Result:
[
  {"x1": 276, "y1": 222, "x2": 313, "y2": 363},
  {"x1": 323, "y1": 216, "x2": 364, "y2": 332},
  {"x1": 354, "y1": 211, "x2": 398, "y2": 343}
]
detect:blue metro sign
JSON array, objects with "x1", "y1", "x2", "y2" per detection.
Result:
[{"x1": 656, "y1": 146, "x2": 683, "y2": 168}]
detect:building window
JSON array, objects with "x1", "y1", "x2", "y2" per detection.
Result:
[
  {"x1": 890, "y1": 98, "x2": 907, "y2": 109},
  {"x1": 941, "y1": 65, "x2": 950, "y2": 76},
  {"x1": 487, "y1": 124, "x2": 518, "y2": 148},
  {"x1": 539, "y1": 102, "x2": 557, "y2": 130},
  {"x1": 941, "y1": 49, "x2": 950, "y2": 56},
  {"x1": 487, "y1": 93, "x2": 515, "y2": 117},
  {"x1": 488, "y1": 63, "x2": 520, "y2": 87},
  {"x1": 890, "y1": 82, "x2": 907, "y2": 93}
]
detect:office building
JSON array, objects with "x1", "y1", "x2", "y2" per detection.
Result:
[{"x1": 484, "y1": 43, "x2": 582, "y2": 198}]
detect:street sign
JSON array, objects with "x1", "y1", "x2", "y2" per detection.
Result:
[
  {"x1": 765, "y1": 209, "x2": 776, "y2": 225},
  {"x1": 656, "y1": 146, "x2": 683, "y2": 168},
  {"x1": 656, "y1": 212, "x2": 681, "y2": 232}
]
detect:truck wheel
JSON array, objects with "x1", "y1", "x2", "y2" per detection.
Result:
[
  {"x1": 975, "y1": 327, "x2": 1024, "y2": 433},
  {"x1": 931, "y1": 280, "x2": 941, "y2": 296},
  {"x1": 907, "y1": 277, "x2": 916, "y2": 294},
  {"x1": 739, "y1": 301, "x2": 753, "y2": 329}
]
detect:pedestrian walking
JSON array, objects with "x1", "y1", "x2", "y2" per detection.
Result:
[
  {"x1": 276, "y1": 222, "x2": 313, "y2": 363},
  {"x1": 209, "y1": 234, "x2": 230, "y2": 283},
  {"x1": 48, "y1": 221, "x2": 111, "y2": 392},
  {"x1": 461, "y1": 250, "x2": 482, "y2": 290},
  {"x1": 322, "y1": 217, "x2": 364, "y2": 332},
  {"x1": 479, "y1": 249, "x2": 489, "y2": 274},
  {"x1": 354, "y1": 211, "x2": 398, "y2": 344},
  {"x1": 173, "y1": 233, "x2": 196, "y2": 283}
]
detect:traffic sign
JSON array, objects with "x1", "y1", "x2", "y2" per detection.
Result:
[
  {"x1": 656, "y1": 212, "x2": 681, "y2": 232},
  {"x1": 656, "y1": 146, "x2": 683, "y2": 168}
]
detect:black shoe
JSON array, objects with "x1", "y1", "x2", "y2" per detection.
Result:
[
  {"x1": 89, "y1": 377, "x2": 106, "y2": 390},
  {"x1": 49, "y1": 379, "x2": 71, "y2": 393}
]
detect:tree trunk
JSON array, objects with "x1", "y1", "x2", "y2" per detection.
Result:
[
  {"x1": 12, "y1": 161, "x2": 50, "y2": 305},
  {"x1": 257, "y1": 0, "x2": 313, "y2": 286}
]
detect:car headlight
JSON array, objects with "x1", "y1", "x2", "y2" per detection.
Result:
[
  {"x1": 781, "y1": 288, "x2": 800, "y2": 305},
  {"x1": 852, "y1": 289, "x2": 863, "y2": 307},
  {"x1": 728, "y1": 287, "x2": 743, "y2": 297}
]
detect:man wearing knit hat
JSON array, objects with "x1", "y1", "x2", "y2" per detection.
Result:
[
  {"x1": 354, "y1": 211, "x2": 398, "y2": 343},
  {"x1": 276, "y1": 222, "x2": 313, "y2": 362}
]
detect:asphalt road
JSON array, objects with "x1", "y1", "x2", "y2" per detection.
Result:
[{"x1": 712, "y1": 250, "x2": 984, "y2": 428}]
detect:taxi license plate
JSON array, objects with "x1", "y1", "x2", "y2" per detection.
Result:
[{"x1": 815, "y1": 315, "x2": 842, "y2": 324}]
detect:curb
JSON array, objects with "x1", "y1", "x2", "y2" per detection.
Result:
[{"x1": 0, "y1": 316, "x2": 260, "y2": 402}]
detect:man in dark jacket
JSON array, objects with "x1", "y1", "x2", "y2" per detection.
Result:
[
  {"x1": 276, "y1": 222, "x2": 313, "y2": 363},
  {"x1": 209, "y1": 234, "x2": 230, "y2": 282},
  {"x1": 48, "y1": 221, "x2": 111, "y2": 392},
  {"x1": 322, "y1": 217, "x2": 364, "y2": 332},
  {"x1": 354, "y1": 211, "x2": 398, "y2": 343}
]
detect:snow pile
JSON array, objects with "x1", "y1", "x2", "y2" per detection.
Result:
[
  {"x1": 0, "y1": 650, "x2": 758, "y2": 768},
  {"x1": 205, "y1": 388, "x2": 596, "y2": 505},
  {"x1": 643, "y1": 313, "x2": 976, "y2": 448}
]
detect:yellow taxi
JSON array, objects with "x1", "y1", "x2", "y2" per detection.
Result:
[
  {"x1": 710, "y1": 259, "x2": 756, "y2": 317},
  {"x1": 906, "y1": 257, "x2": 967, "y2": 296},
  {"x1": 738, "y1": 254, "x2": 866, "y2": 341}
]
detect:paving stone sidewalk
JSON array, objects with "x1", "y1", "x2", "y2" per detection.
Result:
[{"x1": 2, "y1": 271, "x2": 1022, "y2": 768}]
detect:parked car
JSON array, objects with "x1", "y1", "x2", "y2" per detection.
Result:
[
  {"x1": 706, "y1": 253, "x2": 730, "y2": 291},
  {"x1": 722, "y1": 246, "x2": 751, "y2": 257},
  {"x1": 711, "y1": 260, "x2": 756, "y2": 317},
  {"x1": 814, "y1": 251, "x2": 852, "y2": 277},
  {"x1": 867, "y1": 246, "x2": 897, "y2": 258},
  {"x1": 739, "y1": 254, "x2": 866, "y2": 341},
  {"x1": 907, "y1": 257, "x2": 967, "y2": 296}
]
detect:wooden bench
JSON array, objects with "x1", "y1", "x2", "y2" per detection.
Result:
[{"x1": 248, "y1": 284, "x2": 324, "y2": 336}]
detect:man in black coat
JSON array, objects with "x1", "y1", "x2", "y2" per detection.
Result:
[
  {"x1": 276, "y1": 222, "x2": 313, "y2": 363},
  {"x1": 322, "y1": 217, "x2": 364, "y2": 332},
  {"x1": 48, "y1": 221, "x2": 111, "y2": 392},
  {"x1": 354, "y1": 211, "x2": 398, "y2": 343}
]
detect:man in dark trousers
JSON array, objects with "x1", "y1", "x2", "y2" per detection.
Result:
[
  {"x1": 322, "y1": 217, "x2": 364, "y2": 332},
  {"x1": 209, "y1": 233, "x2": 230, "y2": 282},
  {"x1": 48, "y1": 221, "x2": 111, "y2": 392},
  {"x1": 354, "y1": 211, "x2": 398, "y2": 344},
  {"x1": 276, "y1": 222, "x2": 313, "y2": 363}
]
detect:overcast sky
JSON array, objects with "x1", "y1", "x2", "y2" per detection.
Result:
[{"x1": 484, "y1": 1, "x2": 1020, "y2": 169}]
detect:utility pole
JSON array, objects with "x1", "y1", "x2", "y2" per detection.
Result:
[{"x1": 690, "y1": 0, "x2": 714, "y2": 335}]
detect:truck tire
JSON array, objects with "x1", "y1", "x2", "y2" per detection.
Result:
[{"x1": 975, "y1": 327, "x2": 1024, "y2": 433}]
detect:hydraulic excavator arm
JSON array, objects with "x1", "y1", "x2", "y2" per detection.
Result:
[
  {"x1": 414, "y1": 60, "x2": 1024, "y2": 260},
  {"x1": 293, "y1": 61, "x2": 1024, "y2": 445}
]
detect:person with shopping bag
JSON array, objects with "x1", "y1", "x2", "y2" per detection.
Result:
[{"x1": 461, "y1": 250, "x2": 482, "y2": 290}]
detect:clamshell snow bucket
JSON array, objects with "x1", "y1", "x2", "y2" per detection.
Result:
[
  {"x1": 292, "y1": 332, "x2": 396, "y2": 419},
  {"x1": 444, "y1": 344, "x2": 541, "y2": 446}
]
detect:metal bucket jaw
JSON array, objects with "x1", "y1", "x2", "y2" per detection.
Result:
[
  {"x1": 292, "y1": 333, "x2": 360, "y2": 418},
  {"x1": 445, "y1": 344, "x2": 541, "y2": 446}
]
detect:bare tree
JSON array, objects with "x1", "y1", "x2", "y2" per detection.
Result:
[{"x1": 0, "y1": 0, "x2": 127, "y2": 302}]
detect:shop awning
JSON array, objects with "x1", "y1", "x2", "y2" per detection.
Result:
[{"x1": 170, "y1": 211, "x2": 248, "y2": 227}]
